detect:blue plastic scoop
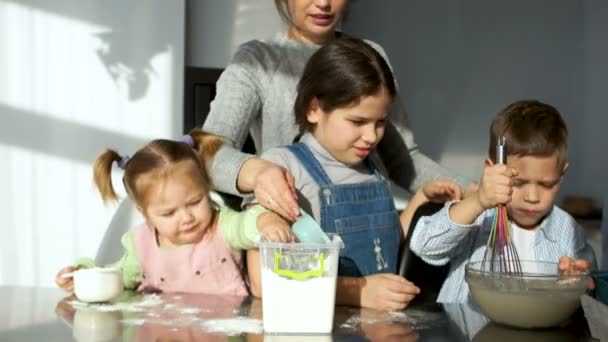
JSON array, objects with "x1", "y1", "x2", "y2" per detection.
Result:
[{"x1": 292, "y1": 211, "x2": 330, "y2": 244}]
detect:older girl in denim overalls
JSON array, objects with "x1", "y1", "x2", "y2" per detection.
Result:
[{"x1": 246, "y1": 37, "x2": 461, "y2": 310}]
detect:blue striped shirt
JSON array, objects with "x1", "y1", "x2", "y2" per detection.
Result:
[{"x1": 410, "y1": 202, "x2": 596, "y2": 303}]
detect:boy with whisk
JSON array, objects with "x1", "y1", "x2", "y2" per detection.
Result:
[{"x1": 410, "y1": 99, "x2": 596, "y2": 303}]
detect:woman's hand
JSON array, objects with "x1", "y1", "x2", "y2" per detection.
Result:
[
  {"x1": 251, "y1": 160, "x2": 300, "y2": 221},
  {"x1": 55, "y1": 266, "x2": 77, "y2": 293}
]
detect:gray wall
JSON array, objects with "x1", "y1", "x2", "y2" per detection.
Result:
[
  {"x1": 187, "y1": 0, "x2": 283, "y2": 68},
  {"x1": 344, "y1": 0, "x2": 607, "y2": 206}
]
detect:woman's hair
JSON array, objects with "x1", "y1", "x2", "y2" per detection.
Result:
[
  {"x1": 489, "y1": 99, "x2": 568, "y2": 167},
  {"x1": 274, "y1": 0, "x2": 292, "y2": 24},
  {"x1": 93, "y1": 129, "x2": 223, "y2": 207},
  {"x1": 294, "y1": 37, "x2": 397, "y2": 133}
]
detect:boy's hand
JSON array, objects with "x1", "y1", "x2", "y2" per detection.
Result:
[
  {"x1": 558, "y1": 256, "x2": 594, "y2": 289},
  {"x1": 256, "y1": 212, "x2": 295, "y2": 243},
  {"x1": 421, "y1": 180, "x2": 462, "y2": 203},
  {"x1": 55, "y1": 266, "x2": 77, "y2": 293},
  {"x1": 477, "y1": 163, "x2": 518, "y2": 209}
]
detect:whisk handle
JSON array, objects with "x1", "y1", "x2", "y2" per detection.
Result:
[{"x1": 496, "y1": 136, "x2": 506, "y2": 165}]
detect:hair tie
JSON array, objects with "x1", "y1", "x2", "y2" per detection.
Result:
[
  {"x1": 118, "y1": 155, "x2": 130, "y2": 169},
  {"x1": 179, "y1": 135, "x2": 194, "y2": 146}
]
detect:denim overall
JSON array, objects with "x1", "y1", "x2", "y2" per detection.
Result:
[{"x1": 286, "y1": 143, "x2": 402, "y2": 277}]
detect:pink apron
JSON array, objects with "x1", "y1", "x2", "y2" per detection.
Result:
[{"x1": 133, "y1": 222, "x2": 248, "y2": 296}]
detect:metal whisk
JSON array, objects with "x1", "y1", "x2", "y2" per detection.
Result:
[{"x1": 481, "y1": 136, "x2": 523, "y2": 274}]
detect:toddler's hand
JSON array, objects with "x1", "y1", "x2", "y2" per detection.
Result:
[
  {"x1": 477, "y1": 163, "x2": 517, "y2": 209},
  {"x1": 257, "y1": 212, "x2": 295, "y2": 243},
  {"x1": 55, "y1": 266, "x2": 77, "y2": 293},
  {"x1": 421, "y1": 180, "x2": 462, "y2": 203}
]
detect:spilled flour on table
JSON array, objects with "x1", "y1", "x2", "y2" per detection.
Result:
[
  {"x1": 339, "y1": 307, "x2": 442, "y2": 331},
  {"x1": 201, "y1": 317, "x2": 263, "y2": 335},
  {"x1": 69, "y1": 293, "x2": 263, "y2": 336},
  {"x1": 70, "y1": 294, "x2": 164, "y2": 312}
]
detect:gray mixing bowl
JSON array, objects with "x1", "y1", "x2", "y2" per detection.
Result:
[{"x1": 465, "y1": 260, "x2": 589, "y2": 328}]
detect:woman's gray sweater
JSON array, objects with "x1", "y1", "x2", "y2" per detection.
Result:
[{"x1": 203, "y1": 31, "x2": 467, "y2": 196}]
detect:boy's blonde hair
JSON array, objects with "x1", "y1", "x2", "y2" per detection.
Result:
[
  {"x1": 93, "y1": 130, "x2": 223, "y2": 208},
  {"x1": 489, "y1": 100, "x2": 568, "y2": 168}
]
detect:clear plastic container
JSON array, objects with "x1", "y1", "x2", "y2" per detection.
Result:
[{"x1": 259, "y1": 234, "x2": 343, "y2": 334}]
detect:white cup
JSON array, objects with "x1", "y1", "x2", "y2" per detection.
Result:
[
  {"x1": 72, "y1": 267, "x2": 124, "y2": 302},
  {"x1": 73, "y1": 308, "x2": 122, "y2": 341}
]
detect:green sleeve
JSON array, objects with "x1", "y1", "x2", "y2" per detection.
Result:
[
  {"x1": 109, "y1": 231, "x2": 142, "y2": 290},
  {"x1": 72, "y1": 231, "x2": 142, "y2": 290},
  {"x1": 218, "y1": 205, "x2": 267, "y2": 250}
]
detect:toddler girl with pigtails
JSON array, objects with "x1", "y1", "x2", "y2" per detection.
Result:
[{"x1": 55, "y1": 129, "x2": 293, "y2": 295}]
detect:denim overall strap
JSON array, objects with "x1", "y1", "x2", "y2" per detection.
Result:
[
  {"x1": 364, "y1": 157, "x2": 383, "y2": 180},
  {"x1": 287, "y1": 143, "x2": 401, "y2": 277},
  {"x1": 285, "y1": 143, "x2": 334, "y2": 187}
]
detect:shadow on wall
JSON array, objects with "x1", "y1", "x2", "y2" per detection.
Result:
[
  {"x1": 7, "y1": 0, "x2": 175, "y2": 101},
  {"x1": 0, "y1": 103, "x2": 147, "y2": 165},
  {"x1": 94, "y1": 30, "x2": 168, "y2": 101}
]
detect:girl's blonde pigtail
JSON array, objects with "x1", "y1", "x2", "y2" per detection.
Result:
[
  {"x1": 189, "y1": 130, "x2": 224, "y2": 166},
  {"x1": 93, "y1": 149, "x2": 122, "y2": 204}
]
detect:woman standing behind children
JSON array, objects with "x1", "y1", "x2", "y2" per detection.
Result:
[
  {"x1": 410, "y1": 100, "x2": 596, "y2": 303},
  {"x1": 55, "y1": 130, "x2": 293, "y2": 296},
  {"x1": 202, "y1": 0, "x2": 469, "y2": 222},
  {"x1": 246, "y1": 37, "x2": 461, "y2": 310}
]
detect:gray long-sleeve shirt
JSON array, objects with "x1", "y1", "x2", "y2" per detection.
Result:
[{"x1": 203, "y1": 31, "x2": 467, "y2": 196}]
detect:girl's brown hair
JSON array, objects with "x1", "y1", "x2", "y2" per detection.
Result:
[
  {"x1": 294, "y1": 37, "x2": 397, "y2": 133},
  {"x1": 93, "y1": 129, "x2": 223, "y2": 207},
  {"x1": 489, "y1": 99, "x2": 568, "y2": 167}
]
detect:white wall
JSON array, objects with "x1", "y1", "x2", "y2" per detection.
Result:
[
  {"x1": 186, "y1": 0, "x2": 283, "y2": 68},
  {"x1": 0, "y1": 0, "x2": 185, "y2": 287},
  {"x1": 344, "y1": 0, "x2": 606, "y2": 206}
]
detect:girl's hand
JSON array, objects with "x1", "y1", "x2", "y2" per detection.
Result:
[
  {"x1": 253, "y1": 162, "x2": 299, "y2": 221},
  {"x1": 256, "y1": 212, "x2": 296, "y2": 243},
  {"x1": 421, "y1": 180, "x2": 462, "y2": 203},
  {"x1": 464, "y1": 181, "x2": 479, "y2": 199},
  {"x1": 360, "y1": 274, "x2": 420, "y2": 311},
  {"x1": 477, "y1": 163, "x2": 517, "y2": 209},
  {"x1": 55, "y1": 266, "x2": 77, "y2": 293}
]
